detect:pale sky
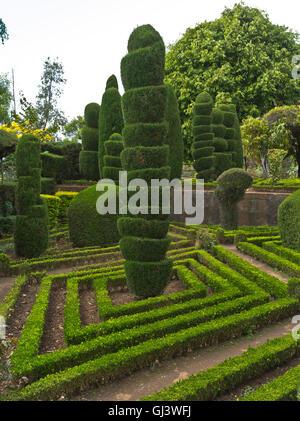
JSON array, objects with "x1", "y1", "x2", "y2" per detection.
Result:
[{"x1": 1, "y1": 0, "x2": 300, "y2": 124}]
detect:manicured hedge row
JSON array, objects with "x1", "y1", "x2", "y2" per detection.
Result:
[
  {"x1": 0, "y1": 275, "x2": 26, "y2": 320},
  {"x1": 141, "y1": 334, "x2": 300, "y2": 401},
  {"x1": 64, "y1": 264, "x2": 244, "y2": 345},
  {"x1": 195, "y1": 249, "x2": 268, "y2": 297},
  {"x1": 245, "y1": 236, "x2": 281, "y2": 246},
  {"x1": 240, "y1": 365, "x2": 300, "y2": 401},
  {"x1": 212, "y1": 245, "x2": 288, "y2": 298},
  {"x1": 4, "y1": 297, "x2": 298, "y2": 400},
  {"x1": 262, "y1": 242, "x2": 300, "y2": 266},
  {"x1": 237, "y1": 242, "x2": 300, "y2": 278}
]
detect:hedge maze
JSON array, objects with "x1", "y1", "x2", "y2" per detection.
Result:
[{"x1": 1, "y1": 224, "x2": 299, "y2": 401}]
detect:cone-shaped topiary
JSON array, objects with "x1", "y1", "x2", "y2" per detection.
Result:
[
  {"x1": 79, "y1": 102, "x2": 100, "y2": 180},
  {"x1": 119, "y1": 24, "x2": 173, "y2": 297},
  {"x1": 102, "y1": 133, "x2": 124, "y2": 184},
  {"x1": 192, "y1": 92, "x2": 215, "y2": 181},
  {"x1": 98, "y1": 75, "x2": 124, "y2": 178},
  {"x1": 215, "y1": 168, "x2": 253, "y2": 230},
  {"x1": 278, "y1": 189, "x2": 300, "y2": 251},
  {"x1": 14, "y1": 134, "x2": 49, "y2": 258}
]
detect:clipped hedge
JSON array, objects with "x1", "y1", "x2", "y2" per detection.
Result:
[
  {"x1": 119, "y1": 24, "x2": 172, "y2": 297},
  {"x1": 68, "y1": 184, "x2": 120, "y2": 247},
  {"x1": 98, "y1": 75, "x2": 124, "y2": 178},
  {"x1": 278, "y1": 189, "x2": 300, "y2": 251},
  {"x1": 79, "y1": 103, "x2": 100, "y2": 181}
]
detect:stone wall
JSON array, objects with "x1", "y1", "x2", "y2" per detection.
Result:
[{"x1": 170, "y1": 189, "x2": 291, "y2": 226}]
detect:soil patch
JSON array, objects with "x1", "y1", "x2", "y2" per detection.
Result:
[
  {"x1": 108, "y1": 277, "x2": 186, "y2": 306},
  {"x1": 39, "y1": 282, "x2": 66, "y2": 354},
  {"x1": 223, "y1": 245, "x2": 289, "y2": 283},
  {"x1": 79, "y1": 284, "x2": 100, "y2": 326}
]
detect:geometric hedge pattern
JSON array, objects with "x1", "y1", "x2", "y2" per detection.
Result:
[{"x1": 0, "y1": 227, "x2": 299, "y2": 401}]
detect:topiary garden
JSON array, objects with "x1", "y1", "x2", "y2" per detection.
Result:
[{"x1": 0, "y1": 7, "x2": 300, "y2": 404}]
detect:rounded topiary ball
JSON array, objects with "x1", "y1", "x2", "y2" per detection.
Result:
[
  {"x1": 68, "y1": 184, "x2": 120, "y2": 247},
  {"x1": 278, "y1": 189, "x2": 300, "y2": 251}
]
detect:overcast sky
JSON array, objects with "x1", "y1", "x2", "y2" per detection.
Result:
[{"x1": 1, "y1": 0, "x2": 300, "y2": 123}]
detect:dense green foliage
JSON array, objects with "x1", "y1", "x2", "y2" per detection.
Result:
[
  {"x1": 98, "y1": 75, "x2": 124, "y2": 178},
  {"x1": 0, "y1": 129, "x2": 17, "y2": 183},
  {"x1": 79, "y1": 103, "x2": 100, "y2": 180},
  {"x1": 41, "y1": 152, "x2": 67, "y2": 183},
  {"x1": 191, "y1": 92, "x2": 215, "y2": 181},
  {"x1": 164, "y1": 84, "x2": 184, "y2": 179},
  {"x1": 14, "y1": 134, "x2": 48, "y2": 257},
  {"x1": 68, "y1": 184, "x2": 120, "y2": 247},
  {"x1": 0, "y1": 74, "x2": 12, "y2": 123},
  {"x1": 215, "y1": 168, "x2": 253, "y2": 229},
  {"x1": 278, "y1": 189, "x2": 300, "y2": 251},
  {"x1": 164, "y1": 3, "x2": 300, "y2": 161},
  {"x1": 102, "y1": 133, "x2": 123, "y2": 183},
  {"x1": 120, "y1": 24, "x2": 173, "y2": 297}
]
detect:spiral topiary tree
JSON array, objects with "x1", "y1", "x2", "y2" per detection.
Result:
[
  {"x1": 79, "y1": 102, "x2": 100, "y2": 180},
  {"x1": 191, "y1": 92, "x2": 215, "y2": 181},
  {"x1": 14, "y1": 134, "x2": 49, "y2": 258},
  {"x1": 98, "y1": 75, "x2": 124, "y2": 178},
  {"x1": 119, "y1": 24, "x2": 173, "y2": 298},
  {"x1": 218, "y1": 103, "x2": 243, "y2": 168},
  {"x1": 164, "y1": 84, "x2": 184, "y2": 180},
  {"x1": 211, "y1": 106, "x2": 232, "y2": 178},
  {"x1": 215, "y1": 168, "x2": 253, "y2": 230},
  {"x1": 102, "y1": 133, "x2": 124, "y2": 184}
]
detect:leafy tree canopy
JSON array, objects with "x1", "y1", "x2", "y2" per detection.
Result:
[
  {"x1": 165, "y1": 2, "x2": 300, "y2": 161},
  {"x1": 0, "y1": 74, "x2": 12, "y2": 124}
]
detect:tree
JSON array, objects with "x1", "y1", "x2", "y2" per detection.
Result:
[
  {"x1": 35, "y1": 57, "x2": 67, "y2": 132},
  {"x1": 0, "y1": 74, "x2": 12, "y2": 124},
  {"x1": 62, "y1": 116, "x2": 84, "y2": 141},
  {"x1": 165, "y1": 2, "x2": 300, "y2": 161},
  {"x1": 0, "y1": 129, "x2": 17, "y2": 183},
  {"x1": 0, "y1": 18, "x2": 8, "y2": 44}
]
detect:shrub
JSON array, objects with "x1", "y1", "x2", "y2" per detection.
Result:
[
  {"x1": 287, "y1": 278, "x2": 300, "y2": 300},
  {"x1": 98, "y1": 75, "x2": 124, "y2": 178},
  {"x1": 68, "y1": 184, "x2": 120, "y2": 247},
  {"x1": 41, "y1": 152, "x2": 67, "y2": 183},
  {"x1": 0, "y1": 253, "x2": 10, "y2": 274},
  {"x1": 215, "y1": 168, "x2": 253, "y2": 230},
  {"x1": 55, "y1": 191, "x2": 78, "y2": 223},
  {"x1": 102, "y1": 133, "x2": 123, "y2": 184},
  {"x1": 79, "y1": 103, "x2": 100, "y2": 181},
  {"x1": 14, "y1": 134, "x2": 48, "y2": 258},
  {"x1": 192, "y1": 92, "x2": 215, "y2": 181},
  {"x1": 119, "y1": 24, "x2": 173, "y2": 297},
  {"x1": 278, "y1": 189, "x2": 300, "y2": 252},
  {"x1": 40, "y1": 177, "x2": 56, "y2": 195},
  {"x1": 195, "y1": 228, "x2": 215, "y2": 252},
  {"x1": 40, "y1": 194, "x2": 60, "y2": 227}
]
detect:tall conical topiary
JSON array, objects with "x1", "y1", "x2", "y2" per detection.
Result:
[
  {"x1": 79, "y1": 102, "x2": 100, "y2": 180},
  {"x1": 98, "y1": 75, "x2": 124, "y2": 179},
  {"x1": 119, "y1": 24, "x2": 173, "y2": 298},
  {"x1": 164, "y1": 84, "x2": 184, "y2": 179},
  {"x1": 102, "y1": 133, "x2": 124, "y2": 184},
  {"x1": 14, "y1": 134, "x2": 49, "y2": 257},
  {"x1": 191, "y1": 92, "x2": 215, "y2": 181}
]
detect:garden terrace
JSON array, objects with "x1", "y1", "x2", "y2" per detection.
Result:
[{"x1": 0, "y1": 225, "x2": 299, "y2": 401}]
